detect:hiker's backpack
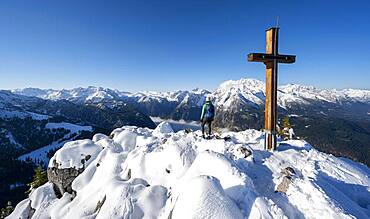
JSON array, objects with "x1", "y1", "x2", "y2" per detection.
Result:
[{"x1": 204, "y1": 103, "x2": 215, "y2": 120}]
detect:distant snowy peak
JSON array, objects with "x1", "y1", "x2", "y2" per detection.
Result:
[
  {"x1": 212, "y1": 78, "x2": 370, "y2": 109},
  {"x1": 217, "y1": 78, "x2": 265, "y2": 92},
  {"x1": 47, "y1": 86, "x2": 122, "y2": 103},
  {"x1": 213, "y1": 79, "x2": 266, "y2": 108},
  {"x1": 174, "y1": 89, "x2": 210, "y2": 107},
  {"x1": 342, "y1": 88, "x2": 370, "y2": 102},
  {"x1": 134, "y1": 89, "x2": 210, "y2": 104}
]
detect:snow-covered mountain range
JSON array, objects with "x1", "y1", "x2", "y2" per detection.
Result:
[
  {"x1": 213, "y1": 78, "x2": 370, "y2": 109},
  {"x1": 13, "y1": 86, "x2": 210, "y2": 106},
  {"x1": 13, "y1": 78, "x2": 370, "y2": 108},
  {"x1": 9, "y1": 78, "x2": 370, "y2": 168},
  {"x1": 12, "y1": 78, "x2": 370, "y2": 126},
  {"x1": 8, "y1": 123, "x2": 370, "y2": 219}
]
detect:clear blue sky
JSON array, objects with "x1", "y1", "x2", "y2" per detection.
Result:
[{"x1": 0, "y1": 0, "x2": 369, "y2": 92}]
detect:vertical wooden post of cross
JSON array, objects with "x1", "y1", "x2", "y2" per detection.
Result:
[
  {"x1": 247, "y1": 27, "x2": 296, "y2": 151},
  {"x1": 265, "y1": 27, "x2": 279, "y2": 150}
]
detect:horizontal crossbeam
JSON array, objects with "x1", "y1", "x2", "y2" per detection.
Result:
[{"x1": 248, "y1": 53, "x2": 296, "y2": 64}]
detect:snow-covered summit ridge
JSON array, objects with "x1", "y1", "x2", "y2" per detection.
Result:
[{"x1": 9, "y1": 122, "x2": 370, "y2": 219}]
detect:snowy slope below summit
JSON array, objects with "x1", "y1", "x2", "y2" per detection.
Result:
[{"x1": 9, "y1": 123, "x2": 370, "y2": 219}]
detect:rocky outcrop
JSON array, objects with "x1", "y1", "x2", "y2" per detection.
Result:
[
  {"x1": 46, "y1": 138, "x2": 103, "y2": 197},
  {"x1": 276, "y1": 167, "x2": 296, "y2": 194},
  {"x1": 47, "y1": 152, "x2": 91, "y2": 198},
  {"x1": 47, "y1": 160, "x2": 84, "y2": 197}
]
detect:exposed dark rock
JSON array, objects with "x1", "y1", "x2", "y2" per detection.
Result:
[
  {"x1": 121, "y1": 168, "x2": 131, "y2": 181},
  {"x1": 161, "y1": 139, "x2": 168, "y2": 144},
  {"x1": 237, "y1": 147, "x2": 252, "y2": 158},
  {"x1": 94, "y1": 195, "x2": 106, "y2": 213},
  {"x1": 23, "y1": 200, "x2": 35, "y2": 219},
  {"x1": 276, "y1": 167, "x2": 296, "y2": 194},
  {"x1": 281, "y1": 167, "x2": 296, "y2": 176},
  {"x1": 85, "y1": 155, "x2": 92, "y2": 162},
  {"x1": 47, "y1": 160, "x2": 84, "y2": 198},
  {"x1": 27, "y1": 208, "x2": 35, "y2": 219}
]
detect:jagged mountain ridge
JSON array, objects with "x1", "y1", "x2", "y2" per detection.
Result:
[
  {"x1": 213, "y1": 78, "x2": 370, "y2": 111},
  {"x1": 13, "y1": 78, "x2": 370, "y2": 130},
  {"x1": 13, "y1": 78, "x2": 370, "y2": 123},
  {"x1": 13, "y1": 86, "x2": 210, "y2": 105},
  {"x1": 13, "y1": 78, "x2": 370, "y2": 109},
  {"x1": 14, "y1": 87, "x2": 211, "y2": 121}
]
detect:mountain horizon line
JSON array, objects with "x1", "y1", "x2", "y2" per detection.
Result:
[{"x1": 10, "y1": 78, "x2": 370, "y2": 94}]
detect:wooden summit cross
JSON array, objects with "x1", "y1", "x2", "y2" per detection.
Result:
[{"x1": 248, "y1": 27, "x2": 296, "y2": 151}]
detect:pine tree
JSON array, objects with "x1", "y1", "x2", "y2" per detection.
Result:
[
  {"x1": 279, "y1": 116, "x2": 292, "y2": 140},
  {"x1": 283, "y1": 116, "x2": 291, "y2": 129},
  {"x1": 27, "y1": 166, "x2": 48, "y2": 193},
  {"x1": 0, "y1": 201, "x2": 14, "y2": 218}
]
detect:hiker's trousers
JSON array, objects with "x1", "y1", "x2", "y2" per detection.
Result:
[{"x1": 201, "y1": 119, "x2": 213, "y2": 136}]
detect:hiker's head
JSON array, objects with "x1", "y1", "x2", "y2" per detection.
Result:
[{"x1": 206, "y1": 96, "x2": 212, "y2": 102}]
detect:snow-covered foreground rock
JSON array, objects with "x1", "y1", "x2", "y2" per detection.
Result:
[{"x1": 9, "y1": 122, "x2": 370, "y2": 219}]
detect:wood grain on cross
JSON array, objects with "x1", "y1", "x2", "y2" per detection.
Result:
[{"x1": 248, "y1": 27, "x2": 296, "y2": 150}]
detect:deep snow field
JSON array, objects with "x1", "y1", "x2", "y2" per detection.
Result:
[{"x1": 8, "y1": 122, "x2": 370, "y2": 219}]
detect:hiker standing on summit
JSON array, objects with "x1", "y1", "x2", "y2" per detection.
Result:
[{"x1": 200, "y1": 96, "x2": 215, "y2": 139}]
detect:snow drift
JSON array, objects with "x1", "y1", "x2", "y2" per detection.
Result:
[{"x1": 8, "y1": 122, "x2": 370, "y2": 219}]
